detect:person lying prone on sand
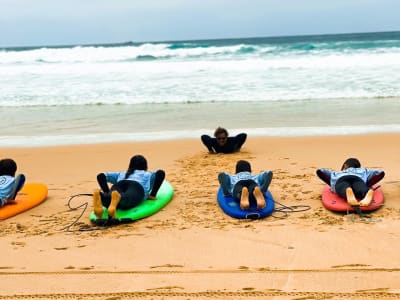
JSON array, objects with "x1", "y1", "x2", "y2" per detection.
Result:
[
  {"x1": 93, "y1": 154, "x2": 165, "y2": 219},
  {"x1": 316, "y1": 157, "x2": 385, "y2": 206},
  {"x1": 218, "y1": 160, "x2": 273, "y2": 210}
]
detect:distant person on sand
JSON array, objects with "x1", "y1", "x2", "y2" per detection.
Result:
[
  {"x1": 218, "y1": 160, "x2": 273, "y2": 210},
  {"x1": 316, "y1": 157, "x2": 385, "y2": 206},
  {"x1": 0, "y1": 158, "x2": 25, "y2": 207},
  {"x1": 201, "y1": 127, "x2": 247, "y2": 153},
  {"x1": 93, "y1": 154, "x2": 165, "y2": 219}
]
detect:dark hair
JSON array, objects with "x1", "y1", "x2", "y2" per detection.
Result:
[
  {"x1": 125, "y1": 155, "x2": 148, "y2": 179},
  {"x1": 341, "y1": 157, "x2": 361, "y2": 170},
  {"x1": 0, "y1": 158, "x2": 17, "y2": 177},
  {"x1": 235, "y1": 160, "x2": 251, "y2": 173},
  {"x1": 214, "y1": 127, "x2": 228, "y2": 138}
]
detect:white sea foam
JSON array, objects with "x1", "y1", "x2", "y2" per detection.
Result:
[{"x1": 1, "y1": 49, "x2": 400, "y2": 107}]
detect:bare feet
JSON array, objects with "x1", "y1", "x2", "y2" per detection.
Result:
[
  {"x1": 346, "y1": 187, "x2": 359, "y2": 206},
  {"x1": 93, "y1": 189, "x2": 104, "y2": 218},
  {"x1": 107, "y1": 191, "x2": 121, "y2": 219},
  {"x1": 253, "y1": 186, "x2": 266, "y2": 209},
  {"x1": 240, "y1": 187, "x2": 250, "y2": 210},
  {"x1": 360, "y1": 189, "x2": 374, "y2": 206}
]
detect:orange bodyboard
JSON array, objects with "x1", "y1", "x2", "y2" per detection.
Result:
[{"x1": 0, "y1": 183, "x2": 48, "y2": 220}]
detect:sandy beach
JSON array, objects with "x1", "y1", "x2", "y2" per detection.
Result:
[{"x1": 1, "y1": 133, "x2": 400, "y2": 299}]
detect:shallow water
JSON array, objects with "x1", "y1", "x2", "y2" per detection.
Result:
[{"x1": 1, "y1": 98, "x2": 400, "y2": 147}]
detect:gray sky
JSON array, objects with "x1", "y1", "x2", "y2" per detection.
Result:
[{"x1": 1, "y1": 0, "x2": 400, "y2": 47}]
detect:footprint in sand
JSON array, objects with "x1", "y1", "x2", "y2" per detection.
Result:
[
  {"x1": 64, "y1": 266, "x2": 75, "y2": 269},
  {"x1": 11, "y1": 241, "x2": 26, "y2": 247},
  {"x1": 54, "y1": 247, "x2": 68, "y2": 250},
  {"x1": 79, "y1": 266, "x2": 94, "y2": 270}
]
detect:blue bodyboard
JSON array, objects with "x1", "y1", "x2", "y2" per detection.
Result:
[{"x1": 217, "y1": 187, "x2": 275, "y2": 219}]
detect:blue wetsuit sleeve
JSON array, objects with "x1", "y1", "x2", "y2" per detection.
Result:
[{"x1": 105, "y1": 172, "x2": 119, "y2": 184}]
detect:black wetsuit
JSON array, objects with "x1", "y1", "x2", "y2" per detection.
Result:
[
  {"x1": 201, "y1": 133, "x2": 247, "y2": 153},
  {"x1": 334, "y1": 175, "x2": 369, "y2": 200},
  {"x1": 96, "y1": 170, "x2": 165, "y2": 209}
]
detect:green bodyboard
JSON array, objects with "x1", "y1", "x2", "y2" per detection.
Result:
[{"x1": 90, "y1": 180, "x2": 174, "y2": 223}]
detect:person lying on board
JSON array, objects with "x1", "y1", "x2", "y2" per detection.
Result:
[
  {"x1": 201, "y1": 127, "x2": 247, "y2": 154},
  {"x1": 316, "y1": 157, "x2": 385, "y2": 207},
  {"x1": 0, "y1": 158, "x2": 25, "y2": 207},
  {"x1": 218, "y1": 160, "x2": 273, "y2": 210},
  {"x1": 93, "y1": 154, "x2": 165, "y2": 219}
]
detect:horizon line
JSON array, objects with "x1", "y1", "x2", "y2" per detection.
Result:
[{"x1": 2, "y1": 30, "x2": 400, "y2": 51}]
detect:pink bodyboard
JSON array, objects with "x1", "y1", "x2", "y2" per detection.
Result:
[{"x1": 321, "y1": 185, "x2": 384, "y2": 212}]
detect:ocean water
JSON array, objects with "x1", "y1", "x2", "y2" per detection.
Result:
[{"x1": 1, "y1": 31, "x2": 400, "y2": 147}]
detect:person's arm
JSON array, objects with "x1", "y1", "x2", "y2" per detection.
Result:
[
  {"x1": 232, "y1": 133, "x2": 247, "y2": 152},
  {"x1": 201, "y1": 135, "x2": 217, "y2": 153}
]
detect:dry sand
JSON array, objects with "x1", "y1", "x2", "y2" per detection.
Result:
[{"x1": 1, "y1": 134, "x2": 400, "y2": 299}]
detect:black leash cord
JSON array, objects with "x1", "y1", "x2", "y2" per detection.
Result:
[
  {"x1": 60, "y1": 193, "x2": 104, "y2": 232},
  {"x1": 272, "y1": 200, "x2": 311, "y2": 219}
]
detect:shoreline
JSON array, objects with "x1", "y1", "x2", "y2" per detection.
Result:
[
  {"x1": 3, "y1": 98, "x2": 400, "y2": 148},
  {"x1": 3, "y1": 128, "x2": 400, "y2": 148},
  {"x1": 1, "y1": 133, "x2": 400, "y2": 299}
]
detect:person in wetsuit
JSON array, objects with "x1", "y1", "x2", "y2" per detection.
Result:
[
  {"x1": 93, "y1": 154, "x2": 165, "y2": 219},
  {"x1": 201, "y1": 127, "x2": 247, "y2": 154}
]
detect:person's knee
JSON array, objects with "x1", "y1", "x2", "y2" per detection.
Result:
[
  {"x1": 265, "y1": 170, "x2": 273, "y2": 179},
  {"x1": 218, "y1": 172, "x2": 228, "y2": 184},
  {"x1": 218, "y1": 172, "x2": 224, "y2": 180},
  {"x1": 218, "y1": 173, "x2": 231, "y2": 195},
  {"x1": 155, "y1": 170, "x2": 166, "y2": 181},
  {"x1": 260, "y1": 171, "x2": 273, "y2": 190},
  {"x1": 97, "y1": 173, "x2": 106, "y2": 182}
]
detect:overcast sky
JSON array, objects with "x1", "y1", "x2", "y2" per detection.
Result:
[{"x1": 1, "y1": 0, "x2": 400, "y2": 47}]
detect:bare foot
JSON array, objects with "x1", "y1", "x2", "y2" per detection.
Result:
[
  {"x1": 240, "y1": 187, "x2": 250, "y2": 210},
  {"x1": 93, "y1": 189, "x2": 104, "y2": 218},
  {"x1": 253, "y1": 186, "x2": 266, "y2": 209},
  {"x1": 346, "y1": 188, "x2": 359, "y2": 206},
  {"x1": 360, "y1": 189, "x2": 374, "y2": 206},
  {"x1": 107, "y1": 191, "x2": 121, "y2": 219}
]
